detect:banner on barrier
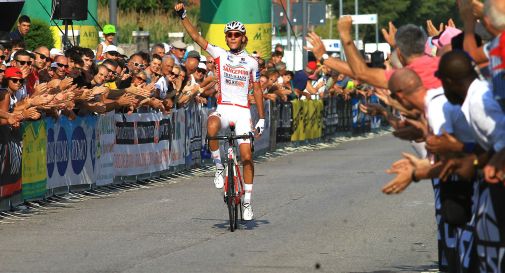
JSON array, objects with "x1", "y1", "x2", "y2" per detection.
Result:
[
  {"x1": 0, "y1": 126, "x2": 22, "y2": 200},
  {"x1": 95, "y1": 112, "x2": 115, "y2": 186},
  {"x1": 185, "y1": 102, "x2": 203, "y2": 167},
  {"x1": 114, "y1": 112, "x2": 171, "y2": 176},
  {"x1": 45, "y1": 115, "x2": 97, "y2": 189},
  {"x1": 170, "y1": 110, "x2": 185, "y2": 167},
  {"x1": 250, "y1": 100, "x2": 271, "y2": 153},
  {"x1": 22, "y1": 121, "x2": 47, "y2": 200}
]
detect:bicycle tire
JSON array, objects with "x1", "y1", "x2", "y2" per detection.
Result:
[{"x1": 227, "y1": 161, "x2": 236, "y2": 232}]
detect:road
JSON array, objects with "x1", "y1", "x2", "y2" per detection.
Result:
[{"x1": 0, "y1": 134, "x2": 439, "y2": 273}]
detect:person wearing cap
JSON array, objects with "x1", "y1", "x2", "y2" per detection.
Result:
[
  {"x1": 0, "y1": 67, "x2": 24, "y2": 115},
  {"x1": 102, "y1": 45, "x2": 120, "y2": 61},
  {"x1": 292, "y1": 61, "x2": 320, "y2": 99},
  {"x1": 193, "y1": 62, "x2": 207, "y2": 84},
  {"x1": 96, "y1": 24, "x2": 116, "y2": 60},
  {"x1": 175, "y1": 2, "x2": 265, "y2": 221},
  {"x1": 170, "y1": 40, "x2": 187, "y2": 66}
]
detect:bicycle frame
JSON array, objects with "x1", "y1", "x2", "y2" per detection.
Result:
[{"x1": 206, "y1": 126, "x2": 254, "y2": 231}]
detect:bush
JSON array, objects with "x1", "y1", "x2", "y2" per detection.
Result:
[{"x1": 24, "y1": 19, "x2": 55, "y2": 50}]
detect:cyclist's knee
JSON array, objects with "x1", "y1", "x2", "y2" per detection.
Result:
[{"x1": 207, "y1": 117, "x2": 221, "y2": 135}]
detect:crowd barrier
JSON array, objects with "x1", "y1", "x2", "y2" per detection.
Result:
[{"x1": 0, "y1": 94, "x2": 385, "y2": 211}]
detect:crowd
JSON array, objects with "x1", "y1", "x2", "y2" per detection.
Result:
[
  {"x1": 304, "y1": 0, "x2": 505, "y2": 272},
  {"x1": 2, "y1": 0, "x2": 504, "y2": 271},
  {"x1": 0, "y1": 16, "x2": 370, "y2": 130}
]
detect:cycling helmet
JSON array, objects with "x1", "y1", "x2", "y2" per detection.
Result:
[{"x1": 224, "y1": 21, "x2": 246, "y2": 34}]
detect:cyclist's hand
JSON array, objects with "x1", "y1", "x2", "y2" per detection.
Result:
[
  {"x1": 255, "y1": 119, "x2": 265, "y2": 136},
  {"x1": 174, "y1": 3, "x2": 187, "y2": 19}
]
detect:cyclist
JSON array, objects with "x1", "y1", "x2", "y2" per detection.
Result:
[{"x1": 175, "y1": 3, "x2": 265, "y2": 221}]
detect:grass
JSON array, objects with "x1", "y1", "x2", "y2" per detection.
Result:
[{"x1": 98, "y1": 4, "x2": 200, "y2": 44}]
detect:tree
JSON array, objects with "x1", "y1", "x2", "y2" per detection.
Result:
[{"x1": 24, "y1": 19, "x2": 55, "y2": 50}]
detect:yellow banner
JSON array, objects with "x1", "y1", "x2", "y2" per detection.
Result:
[
  {"x1": 51, "y1": 25, "x2": 99, "y2": 50},
  {"x1": 201, "y1": 22, "x2": 272, "y2": 60}
]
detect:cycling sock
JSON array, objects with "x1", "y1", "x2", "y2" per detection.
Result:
[
  {"x1": 211, "y1": 149, "x2": 223, "y2": 169},
  {"x1": 244, "y1": 184, "x2": 253, "y2": 204}
]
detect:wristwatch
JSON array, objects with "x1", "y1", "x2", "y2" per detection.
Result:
[{"x1": 319, "y1": 53, "x2": 329, "y2": 65}]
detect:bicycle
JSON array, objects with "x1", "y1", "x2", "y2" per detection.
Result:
[{"x1": 206, "y1": 122, "x2": 255, "y2": 232}]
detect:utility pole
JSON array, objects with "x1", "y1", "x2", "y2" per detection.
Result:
[
  {"x1": 302, "y1": 0, "x2": 308, "y2": 68},
  {"x1": 109, "y1": 0, "x2": 118, "y2": 43},
  {"x1": 287, "y1": 0, "x2": 291, "y2": 51}
]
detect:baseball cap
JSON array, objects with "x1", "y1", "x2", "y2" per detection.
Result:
[
  {"x1": 50, "y1": 48, "x2": 64, "y2": 59},
  {"x1": 186, "y1": 50, "x2": 200, "y2": 61},
  {"x1": 197, "y1": 62, "x2": 207, "y2": 70},
  {"x1": 306, "y1": 61, "x2": 317, "y2": 71},
  {"x1": 171, "y1": 40, "x2": 187, "y2": 49},
  {"x1": 199, "y1": 55, "x2": 207, "y2": 63},
  {"x1": 116, "y1": 47, "x2": 127, "y2": 58},
  {"x1": 103, "y1": 24, "x2": 116, "y2": 35},
  {"x1": 5, "y1": 67, "x2": 22, "y2": 79},
  {"x1": 104, "y1": 45, "x2": 119, "y2": 54}
]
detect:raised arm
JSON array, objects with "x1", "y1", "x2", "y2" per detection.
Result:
[
  {"x1": 175, "y1": 3, "x2": 208, "y2": 50},
  {"x1": 338, "y1": 16, "x2": 388, "y2": 89},
  {"x1": 305, "y1": 32, "x2": 355, "y2": 78}
]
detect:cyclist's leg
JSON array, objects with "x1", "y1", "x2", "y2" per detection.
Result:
[
  {"x1": 208, "y1": 111, "x2": 224, "y2": 167},
  {"x1": 235, "y1": 107, "x2": 254, "y2": 205}
]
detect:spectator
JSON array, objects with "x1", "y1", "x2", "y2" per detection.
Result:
[
  {"x1": 9, "y1": 15, "x2": 31, "y2": 41},
  {"x1": 151, "y1": 43, "x2": 166, "y2": 58},
  {"x1": 102, "y1": 45, "x2": 121, "y2": 61},
  {"x1": 155, "y1": 55, "x2": 175, "y2": 100},
  {"x1": 10, "y1": 50, "x2": 32, "y2": 100},
  {"x1": 145, "y1": 53, "x2": 162, "y2": 83},
  {"x1": 169, "y1": 40, "x2": 187, "y2": 66},
  {"x1": 206, "y1": 55, "x2": 215, "y2": 76},
  {"x1": 267, "y1": 50, "x2": 283, "y2": 69},
  {"x1": 96, "y1": 24, "x2": 116, "y2": 60},
  {"x1": 91, "y1": 65, "x2": 108, "y2": 87},
  {"x1": 51, "y1": 55, "x2": 69, "y2": 81},
  {"x1": 292, "y1": 61, "x2": 319, "y2": 99},
  {"x1": 0, "y1": 67, "x2": 24, "y2": 116}
]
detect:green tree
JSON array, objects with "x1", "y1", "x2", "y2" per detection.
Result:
[{"x1": 24, "y1": 19, "x2": 55, "y2": 50}]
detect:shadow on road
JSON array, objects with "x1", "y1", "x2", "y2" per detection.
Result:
[
  {"x1": 211, "y1": 219, "x2": 271, "y2": 231},
  {"x1": 346, "y1": 262, "x2": 439, "y2": 273}
]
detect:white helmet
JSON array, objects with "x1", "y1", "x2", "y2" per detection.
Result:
[{"x1": 224, "y1": 21, "x2": 246, "y2": 34}]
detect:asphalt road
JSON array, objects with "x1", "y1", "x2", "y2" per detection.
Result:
[{"x1": 0, "y1": 134, "x2": 439, "y2": 273}]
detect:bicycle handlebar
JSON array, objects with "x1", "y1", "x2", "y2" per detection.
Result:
[{"x1": 206, "y1": 132, "x2": 255, "y2": 141}]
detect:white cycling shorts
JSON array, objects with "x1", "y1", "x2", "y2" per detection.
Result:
[{"x1": 209, "y1": 104, "x2": 253, "y2": 145}]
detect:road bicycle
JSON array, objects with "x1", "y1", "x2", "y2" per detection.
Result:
[{"x1": 206, "y1": 123, "x2": 255, "y2": 232}]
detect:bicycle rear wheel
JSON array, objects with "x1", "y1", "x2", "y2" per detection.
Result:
[{"x1": 227, "y1": 161, "x2": 236, "y2": 232}]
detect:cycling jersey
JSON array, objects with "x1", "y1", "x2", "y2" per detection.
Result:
[{"x1": 205, "y1": 43, "x2": 260, "y2": 108}]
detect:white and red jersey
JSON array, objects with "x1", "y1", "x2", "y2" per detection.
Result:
[{"x1": 205, "y1": 43, "x2": 259, "y2": 108}]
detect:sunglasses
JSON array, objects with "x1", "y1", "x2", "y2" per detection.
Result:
[
  {"x1": 175, "y1": 48, "x2": 186, "y2": 52},
  {"x1": 106, "y1": 68, "x2": 118, "y2": 76},
  {"x1": 136, "y1": 76, "x2": 146, "y2": 81},
  {"x1": 56, "y1": 63, "x2": 69, "y2": 68},
  {"x1": 226, "y1": 32, "x2": 243, "y2": 39},
  {"x1": 107, "y1": 51, "x2": 120, "y2": 57},
  {"x1": 9, "y1": 78, "x2": 24, "y2": 84},
  {"x1": 0, "y1": 69, "x2": 4, "y2": 73},
  {"x1": 133, "y1": 62, "x2": 145, "y2": 68},
  {"x1": 16, "y1": 60, "x2": 32, "y2": 66},
  {"x1": 34, "y1": 52, "x2": 47, "y2": 60},
  {"x1": 0, "y1": 55, "x2": 5, "y2": 60},
  {"x1": 207, "y1": 61, "x2": 214, "y2": 64}
]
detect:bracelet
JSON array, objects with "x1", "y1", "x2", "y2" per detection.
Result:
[{"x1": 411, "y1": 169, "x2": 420, "y2": 183}]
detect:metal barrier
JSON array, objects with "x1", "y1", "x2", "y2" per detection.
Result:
[{"x1": 0, "y1": 96, "x2": 385, "y2": 211}]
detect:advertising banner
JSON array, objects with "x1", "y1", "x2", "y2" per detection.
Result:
[
  {"x1": 95, "y1": 112, "x2": 115, "y2": 186},
  {"x1": 170, "y1": 110, "x2": 185, "y2": 167},
  {"x1": 45, "y1": 115, "x2": 97, "y2": 189},
  {"x1": 250, "y1": 100, "x2": 271, "y2": 153},
  {"x1": 200, "y1": 0, "x2": 272, "y2": 60},
  {"x1": 21, "y1": 120, "x2": 47, "y2": 200},
  {"x1": 185, "y1": 102, "x2": 203, "y2": 167},
  {"x1": 113, "y1": 112, "x2": 171, "y2": 176},
  {"x1": 0, "y1": 126, "x2": 22, "y2": 200}
]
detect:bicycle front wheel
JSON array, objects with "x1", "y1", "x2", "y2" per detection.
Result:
[{"x1": 227, "y1": 161, "x2": 236, "y2": 232}]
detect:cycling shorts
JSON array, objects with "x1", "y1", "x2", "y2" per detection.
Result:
[{"x1": 209, "y1": 104, "x2": 253, "y2": 145}]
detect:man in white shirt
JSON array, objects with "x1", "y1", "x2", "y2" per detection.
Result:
[{"x1": 437, "y1": 50, "x2": 505, "y2": 273}]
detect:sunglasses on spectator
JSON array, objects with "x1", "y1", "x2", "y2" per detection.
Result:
[
  {"x1": 107, "y1": 51, "x2": 120, "y2": 57},
  {"x1": 226, "y1": 32, "x2": 243, "y2": 39},
  {"x1": 207, "y1": 61, "x2": 214, "y2": 64},
  {"x1": 9, "y1": 78, "x2": 24, "y2": 84},
  {"x1": 133, "y1": 62, "x2": 145, "y2": 68},
  {"x1": 34, "y1": 52, "x2": 47, "y2": 60},
  {"x1": 0, "y1": 55, "x2": 5, "y2": 60},
  {"x1": 16, "y1": 60, "x2": 32, "y2": 66},
  {"x1": 0, "y1": 69, "x2": 4, "y2": 73},
  {"x1": 175, "y1": 48, "x2": 186, "y2": 52},
  {"x1": 106, "y1": 68, "x2": 118, "y2": 76},
  {"x1": 136, "y1": 76, "x2": 146, "y2": 81},
  {"x1": 56, "y1": 63, "x2": 69, "y2": 68}
]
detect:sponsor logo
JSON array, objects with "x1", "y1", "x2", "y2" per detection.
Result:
[
  {"x1": 56, "y1": 127, "x2": 68, "y2": 176},
  {"x1": 71, "y1": 126, "x2": 87, "y2": 175},
  {"x1": 46, "y1": 128, "x2": 55, "y2": 178}
]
